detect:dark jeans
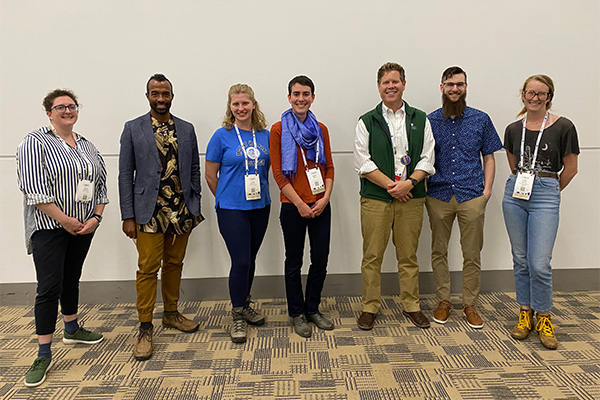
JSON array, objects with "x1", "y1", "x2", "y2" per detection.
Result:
[
  {"x1": 31, "y1": 229, "x2": 94, "y2": 335},
  {"x1": 280, "y1": 202, "x2": 331, "y2": 317},
  {"x1": 217, "y1": 205, "x2": 270, "y2": 308}
]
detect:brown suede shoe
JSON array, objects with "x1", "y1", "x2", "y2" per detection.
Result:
[
  {"x1": 536, "y1": 315, "x2": 558, "y2": 350},
  {"x1": 162, "y1": 311, "x2": 199, "y2": 333},
  {"x1": 463, "y1": 305, "x2": 484, "y2": 329},
  {"x1": 402, "y1": 311, "x2": 430, "y2": 329},
  {"x1": 511, "y1": 309, "x2": 534, "y2": 340},
  {"x1": 133, "y1": 327, "x2": 153, "y2": 361},
  {"x1": 433, "y1": 300, "x2": 453, "y2": 324},
  {"x1": 357, "y1": 312, "x2": 376, "y2": 330}
]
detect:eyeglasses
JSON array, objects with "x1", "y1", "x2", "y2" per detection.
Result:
[
  {"x1": 523, "y1": 90, "x2": 549, "y2": 101},
  {"x1": 442, "y1": 82, "x2": 466, "y2": 89},
  {"x1": 51, "y1": 104, "x2": 79, "y2": 113}
]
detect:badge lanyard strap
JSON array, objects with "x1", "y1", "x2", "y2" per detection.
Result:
[
  {"x1": 519, "y1": 112, "x2": 549, "y2": 171},
  {"x1": 50, "y1": 124, "x2": 93, "y2": 181},
  {"x1": 234, "y1": 124, "x2": 258, "y2": 176},
  {"x1": 299, "y1": 142, "x2": 320, "y2": 172}
]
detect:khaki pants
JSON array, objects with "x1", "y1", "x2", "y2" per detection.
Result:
[
  {"x1": 135, "y1": 230, "x2": 191, "y2": 322},
  {"x1": 425, "y1": 195, "x2": 487, "y2": 306},
  {"x1": 360, "y1": 196, "x2": 426, "y2": 314}
]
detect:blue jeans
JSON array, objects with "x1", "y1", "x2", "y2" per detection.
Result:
[{"x1": 502, "y1": 174, "x2": 560, "y2": 313}]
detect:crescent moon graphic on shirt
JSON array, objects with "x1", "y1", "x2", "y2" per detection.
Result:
[{"x1": 541, "y1": 144, "x2": 548, "y2": 151}]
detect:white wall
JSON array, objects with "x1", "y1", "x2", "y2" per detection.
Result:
[{"x1": 1, "y1": 0, "x2": 598, "y2": 284}]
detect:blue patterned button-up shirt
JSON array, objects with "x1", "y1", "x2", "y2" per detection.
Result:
[{"x1": 427, "y1": 106, "x2": 502, "y2": 203}]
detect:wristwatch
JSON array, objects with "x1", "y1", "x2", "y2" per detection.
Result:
[
  {"x1": 93, "y1": 214, "x2": 103, "y2": 223},
  {"x1": 408, "y1": 178, "x2": 418, "y2": 187}
]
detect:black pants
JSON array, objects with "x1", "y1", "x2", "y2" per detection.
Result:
[
  {"x1": 280, "y1": 202, "x2": 331, "y2": 317},
  {"x1": 31, "y1": 229, "x2": 94, "y2": 335},
  {"x1": 216, "y1": 205, "x2": 270, "y2": 308}
]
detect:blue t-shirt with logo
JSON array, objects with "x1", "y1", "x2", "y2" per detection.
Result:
[{"x1": 206, "y1": 126, "x2": 271, "y2": 210}]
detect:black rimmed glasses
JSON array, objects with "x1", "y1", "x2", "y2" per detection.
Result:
[
  {"x1": 51, "y1": 104, "x2": 79, "y2": 113},
  {"x1": 442, "y1": 82, "x2": 466, "y2": 89},
  {"x1": 523, "y1": 90, "x2": 549, "y2": 101}
]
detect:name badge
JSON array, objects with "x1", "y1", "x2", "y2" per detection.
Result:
[
  {"x1": 512, "y1": 172, "x2": 534, "y2": 200},
  {"x1": 245, "y1": 174, "x2": 261, "y2": 200},
  {"x1": 76, "y1": 180, "x2": 94, "y2": 203},
  {"x1": 306, "y1": 168, "x2": 325, "y2": 195}
]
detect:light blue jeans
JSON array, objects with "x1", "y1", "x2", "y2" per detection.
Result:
[{"x1": 502, "y1": 173, "x2": 561, "y2": 313}]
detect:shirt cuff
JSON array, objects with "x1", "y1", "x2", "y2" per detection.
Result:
[
  {"x1": 358, "y1": 160, "x2": 379, "y2": 176},
  {"x1": 25, "y1": 193, "x2": 54, "y2": 206},
  {"x1": 414, "y1": 161, "x2": 435, "y2": 176}
]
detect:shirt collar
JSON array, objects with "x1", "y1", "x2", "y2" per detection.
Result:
[{"x1": 382, "y1": 102, "x2": 405, "y2": 118}]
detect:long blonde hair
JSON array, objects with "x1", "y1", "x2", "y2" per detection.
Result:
[
  {"x1": 222, "y1": 84, "x2": 267, "y2": 130},
  {"x1": 517, "y1": 74, "x2": 555, "y2": 117}
]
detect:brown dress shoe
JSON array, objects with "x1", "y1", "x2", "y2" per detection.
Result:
[
  {"x1": 463, "y1": 305, "x2": 484, "y2": 329},
  {"x1": 433, "y1": 300, "x2": 453, "y2": 324},
  {"x1": 162, "y1": 311, "x2": 199, "y2": 333},
  {"x1": 357, "y1": 312, "x2": 376, "y2": 330},
  {"x1": 133, "y1": 327, "x2": 153, "y2": 361},
  {"x1": 402, "y1": 311, "x2": 430, "y2": 328}
]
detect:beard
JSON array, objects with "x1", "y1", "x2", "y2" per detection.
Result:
[{"x1": 442, "y1": 92, "x2": 467, "y2": 118}]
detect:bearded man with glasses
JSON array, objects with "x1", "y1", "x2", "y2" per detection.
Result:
[{"x1": 425, "y1": 66, "x2": 503, "y2": 329}]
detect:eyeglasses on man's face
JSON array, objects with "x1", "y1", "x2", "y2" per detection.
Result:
[
  {"x1": 51, "y1": 104, "x2": 79, "y2": 113},
  {"x1": 442, "y1": 82, "x2": 466, "y2": 89},
  {"x1": 523, "y1": 90, "x2": 549, "y2": 101}
]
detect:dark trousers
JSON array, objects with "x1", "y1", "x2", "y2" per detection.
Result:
[
  {"x1": 31, "y1": 229, "x2": 94, "y2": 335},
  {"x1": 217, "y1": 205, "x2": 270, "y2": 308},
  {"x1": 280, "y1": 202, "x2": 331, "y2": 317}
]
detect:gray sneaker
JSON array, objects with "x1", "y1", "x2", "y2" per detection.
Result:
[
  {"x1": 242, "y1": 301, "x2": 265, "y2": 326},
  {"x1": 231, "y1": 308, "x2": 247, "y2": 343},
  {"x1": 24, "y1": 356, "x2": 53, "y2": 387},
  {"x1": 307, "y1": 312, "x2": 334, "y2": 330},
  {"x1": 292, "y1": 315, "x2": 312, "y2": 338}
]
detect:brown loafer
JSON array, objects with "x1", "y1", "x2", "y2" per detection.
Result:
[
  {"x1": 133, "y1": 327, "x2": 153, "y2": 361},
  {"x1": 402, "y1": 310, "x2": 430, "y2": 329},
  {"x1": 357, "y1": 312, "x2": 376, "y2": 330}
]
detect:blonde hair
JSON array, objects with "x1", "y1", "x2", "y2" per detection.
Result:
[
  {"x1": 517, "y1": 74, "x2": 554, "y2": 117},
  {"x1": 222, "y1": 84, "x2": 267, "y2": 130}
]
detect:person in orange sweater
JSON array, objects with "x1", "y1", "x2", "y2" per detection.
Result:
[{"x1": 270, "y1": 75, "x2": 335, "y2": 338}]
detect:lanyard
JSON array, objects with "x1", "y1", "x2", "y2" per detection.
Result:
[
  {"x1": 50, "y1": 125, "x2": 93, "y2": 180},
  {"x1": 519, "y1": 112, "x2": 549, "y2": 171},
  {"x1": 299, "y1": 142, "x2": 320, "y2": 171},
  {"x1": 234, "y1": 124, "x2": 258, "y2": 176}
]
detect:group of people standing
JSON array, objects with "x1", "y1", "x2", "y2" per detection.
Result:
[{"x1": 16, "y1": 63, "x2": 579, "y2": 388}]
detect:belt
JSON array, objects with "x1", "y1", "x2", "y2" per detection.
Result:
[{"x1": 512, "y1": 169, "x2": 558, "y2": 179}]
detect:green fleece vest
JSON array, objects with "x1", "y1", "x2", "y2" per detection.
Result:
[{"x1": 359, "y1": 101, "x2": 427, "y2": 201}]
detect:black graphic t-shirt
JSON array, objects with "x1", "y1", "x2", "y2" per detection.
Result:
[{"x1": 504, "y1": 117, "x2": 580, "y2": 173}]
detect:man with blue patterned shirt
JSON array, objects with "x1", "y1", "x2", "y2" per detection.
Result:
[{"x1": 426, "y1": 66, "x2": 502, "y2": 329}]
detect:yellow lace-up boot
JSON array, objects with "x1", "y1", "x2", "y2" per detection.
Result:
[
  {"x1": 536, "y1": 314, "x2": 558, "y2": 349},
  {"x1": 511, "y1": 309, "x2": 533, "y2": 340}
]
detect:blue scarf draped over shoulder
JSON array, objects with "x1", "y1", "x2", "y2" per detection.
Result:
[{"x1": 281, "y1": 109, "x2": 325, "y2": 178}]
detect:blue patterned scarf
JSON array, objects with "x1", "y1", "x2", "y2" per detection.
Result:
[{"x1": 281, "y1": 109, "x2": 325, "y2": 177}]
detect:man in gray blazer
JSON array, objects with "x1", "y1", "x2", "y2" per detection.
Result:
[{"x1": 118, "y1": 74, "x2": 204, "y2": 361}]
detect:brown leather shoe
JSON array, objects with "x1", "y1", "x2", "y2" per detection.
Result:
[
  {"x1": 402, "y1": 311, "x2": 430, "y2": 329},
  {"x1": 162, "y1": 311, "x2": 199, "y2": 333},
  {"x1": 433, "y1": 300, "x2": 453, "y2": 324},
  {"x1": 357, "y1": 312, "x2": 376, "y2": 330},
  {"x1": 463, "y1": 305, "x2": 483, "y2": 329},
  {"x1": 133, "y1": 327, "x2": 153, "y2": 361}
]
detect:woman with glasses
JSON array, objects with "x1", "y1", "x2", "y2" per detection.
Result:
[
  {"x1": 17, "y1": 89, "x2": 109, "y2": 387},
  {"x1": 205, "y1": 84, "x2": 270, "y2": 344},
  {"x1": 502, "y1": 75, "x2": 579, "y2": 349}
]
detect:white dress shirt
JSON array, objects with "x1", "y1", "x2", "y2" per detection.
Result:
[{"x1": 354, "y1": 102, "x2": 435, "y2": 179}]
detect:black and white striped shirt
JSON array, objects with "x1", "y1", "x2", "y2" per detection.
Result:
[{"x1": 16, "y1": 126, "x2": 109, "y2": 251}]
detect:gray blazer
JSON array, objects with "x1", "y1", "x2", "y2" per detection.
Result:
[{"x1": 118, "y1": 112, "x2": 202, "y2": 224}]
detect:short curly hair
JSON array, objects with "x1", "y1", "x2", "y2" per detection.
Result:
[{"x1": 43, "y1": 89, "x2": 78, "y2": 112}]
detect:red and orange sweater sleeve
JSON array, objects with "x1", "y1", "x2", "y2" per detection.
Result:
[{"x1": 270, "y1": 121, "x2": 335, "y2": 204}]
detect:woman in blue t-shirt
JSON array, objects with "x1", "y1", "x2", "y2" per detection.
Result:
[{"x1": 205, "y1": 84, "x2": 270, "y2": 343}]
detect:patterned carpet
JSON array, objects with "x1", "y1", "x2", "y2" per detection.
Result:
[{"x1": 0, "y1": 291, "x2": 599, "y2": 400}]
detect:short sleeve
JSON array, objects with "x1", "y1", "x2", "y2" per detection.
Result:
[
  {"x1": 481, "y1": 114, "x2": 502, "y2": 156},
  {"x1": 205, "y1": 130, "x2": 223, "y2": 163},
  {"x1": 560, "y1": 119, "x2": 580, "y2": 157}
]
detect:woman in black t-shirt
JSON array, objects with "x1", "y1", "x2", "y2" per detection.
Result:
[{"x1": 502, "y1": 75, "x2": 579, "y2": 350}]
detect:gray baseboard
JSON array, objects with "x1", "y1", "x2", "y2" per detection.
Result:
[{"x1": 2, "y1": 269, "x2": 598, "y2": 306}]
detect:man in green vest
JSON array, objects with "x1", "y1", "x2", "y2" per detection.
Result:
[{"x1": 353, "y1": 62, "x2": 435, "y2": 330}]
